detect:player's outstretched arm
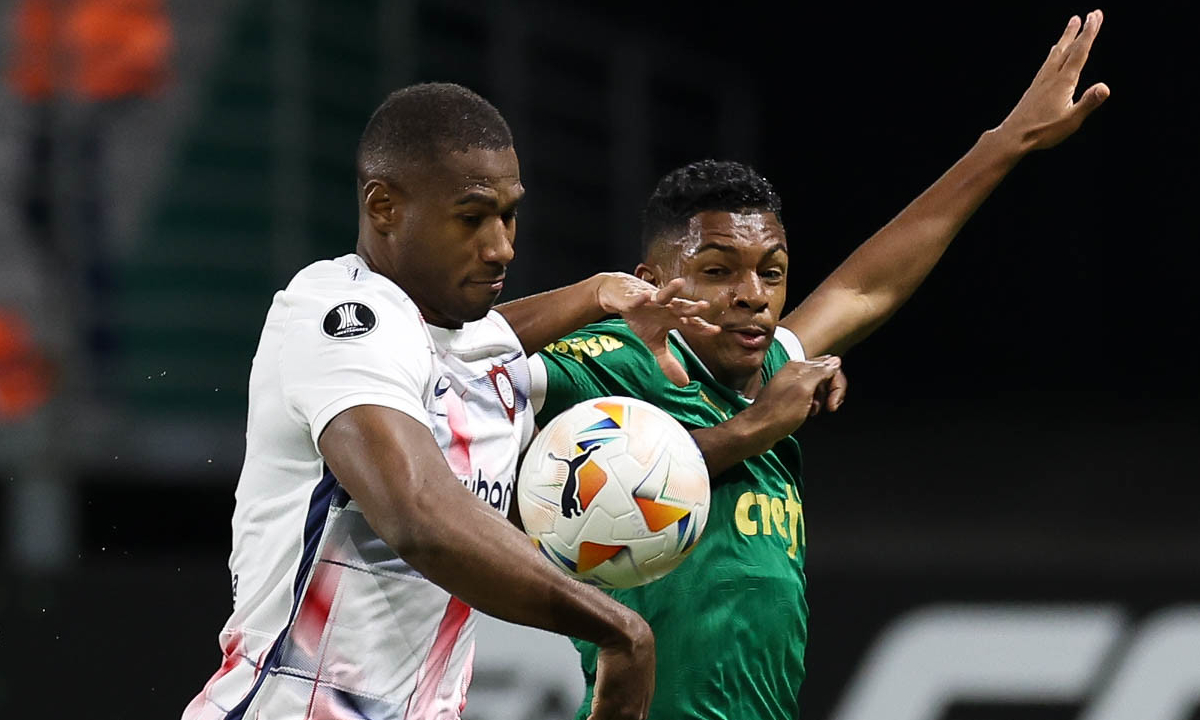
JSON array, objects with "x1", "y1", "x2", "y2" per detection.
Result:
[
  {"x1": 497, "y1": 272, "x2": 718, "y2": 386},
  {"x1": 692, "y1": 356, "x2": 846, "y2": 478},
  {"x1": 783, "y1": 10, "x2": 1109, "y2": 358},
  {"x1": 320, "y1": 405, "x2": 654, "y2": 720}
]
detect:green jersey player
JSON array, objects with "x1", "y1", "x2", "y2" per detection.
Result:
[
  {"x1": 533, "y1": 318, "x2": 816, "y2": 719},
  {"x1": 499, "y1": 12, "x2": 1108, "y2": 719}
]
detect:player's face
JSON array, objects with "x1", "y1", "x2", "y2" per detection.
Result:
[
  {"x1": 649, "y1": 211, "x2": 788, "y2": 390},
  {"x1": 392, "y1": 147, "x2": 523, "y2": 327}
]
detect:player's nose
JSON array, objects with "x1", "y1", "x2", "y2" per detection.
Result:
[
  {"x1": 732, "y1": 271, "x2": 768, "y2": 312},
  {"x1": 480, "y1": 219, "x2": 515, "y2": 266}
]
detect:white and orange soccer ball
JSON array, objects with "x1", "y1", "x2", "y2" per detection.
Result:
[{"x1": 517, "y1": 396, "x2": 710, "y2": 589}]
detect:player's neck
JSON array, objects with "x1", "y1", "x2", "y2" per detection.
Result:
[
  {"x1": 697, "y1": 351, "x2": 763, "y2": 398},
  {"x1": 718, "y1": 368, "x2": 763, "y2": 399},
  {"x1": 736, "y1": 372, "x2": 764, "y2": 400},
  {"x1": 354, "y1": 242, "x2": 463, "y2": 329},
  {"x1": 672, "y1": 330, "x2": 764, "y2": 398},
  {"x1": 355, "y1": 237, "x2": 394, "y2": 284}
]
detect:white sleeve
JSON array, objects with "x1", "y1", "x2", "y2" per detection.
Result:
[
  {"x1": 527, "y1": 353, "x2": 547, "y2": 415},
  {"x1": 279, "y1": 279, "x2": 435, "y2": 448},
  {"x1": 774, "y1": 326, "x2": 807, "y2": 361}
]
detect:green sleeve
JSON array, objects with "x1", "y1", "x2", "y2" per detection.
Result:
[{"x1": 535, "y1": 321, "x2": 665, "y2": 426}]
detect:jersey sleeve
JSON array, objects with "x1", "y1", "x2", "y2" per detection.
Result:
[
  {"x1": 278, "y1": 277, "x2": 435, "y2": 448},
  {"x1": 527, "y1": 353, "x2": 549, "y2": 415},
  {"x1": 533, "y1": 324, "x2": 662, "y2": 426},
  {"x1": 773, "y1": 326, "x2": 806, "y2": 361}
]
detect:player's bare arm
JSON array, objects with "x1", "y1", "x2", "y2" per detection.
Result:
[
  {"x1": 691, "y1": 356, "x2": 846, "y2": 479},
  {"x1": 498, "y1": 272, "x2": 718, "y2": 386},
  {"x1": 784, "y1": 10, "x2": 1109, "y2": 357},
  {"x1": 319, "y1": 405, "x2": 654, "y2": 720}
]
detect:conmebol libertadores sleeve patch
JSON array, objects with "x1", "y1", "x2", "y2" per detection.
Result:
[{"x1": 322, "y1": 302, "x2": 377, "y2": 339}]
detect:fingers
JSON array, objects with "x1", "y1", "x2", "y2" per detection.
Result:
[
  {"x1": 652, "y1": 343, "x2": 690, "y2": 387},
  {"x1": 786, "y1": 356, "x2": 840, "y2": 385},
  {"x1": 813, "y1": 354, "x2": 841, "y2": 377},
  {"x1": 1056, "y1": 14, "x2": 1082, "y2": 50},
  {"x1": 780, "y1": 356, "x2": 842, "y2": 418},
  {"x1": 664, "y1": 298, "x2": 718, "y2": 334},
  {"x1": 825, "y1": 367, "x2": 848, "y2": 412},
  {"x1": 1061, "y1": 9, "x2": 1103, "y2": 75},
  {"x1": 679, "y1": 314, "x2": 722, "y2": 335},
  {"x1": 652, "y1": 278, "x2": 686, "y2": 304},
  {"x1": 663, "y1": 297, "x2": 709, "y2": 316},
  {"x1": 808, "y1": 358, "x2": 842, "y2": 417},
  {"x1": 1063, "y1": 81, "x2": 1110, "y2": 131},
  {"x1": 653, "y1": 279, "x2": 713, "y2": 323},
  {"x1": 624, "y1": 290, "x2": 652, "y2": 311},
  {"x1": 1077, "y1": 81, "x2": 1111, "y2": 113},
  {"x1": 1042, "y1": 14, "x2": 1081, "y2": 71}
]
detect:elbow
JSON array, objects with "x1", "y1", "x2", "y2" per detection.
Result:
[
  {"x1": 358, "y1": 496, "x2": 429, "y2": 561},
  {"x1": 848, "y1": 286, "x2": 886, "y2": 323},
  {"x1": 363, "y1": 512, "x2": 410, "y2": 558},
  {"x1": 366, "y1": 494, "x2": 451, "y2": 571}
]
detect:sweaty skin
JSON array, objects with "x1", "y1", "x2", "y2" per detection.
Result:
[
  {"x1": 357, "y1": 148, "x2": 523, "y2": 329},
  {"x1": 640, "y1": 211, "x2": 790, "y2": 396}
]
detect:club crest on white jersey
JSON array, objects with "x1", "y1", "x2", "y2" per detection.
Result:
[{"x1": 487, "y1": 363, "x2": 517, "y2": 423}]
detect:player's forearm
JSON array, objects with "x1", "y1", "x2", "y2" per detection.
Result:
[
  {"x1": 691, "y1": 359, "x2": 843, "y2": 477},
  {"x1": 839, "y1": 128, "x2": 1027, "y2": 297},
  {"x1": 396, "y1": 481, "x2": 647, "y2": 650},
  {"x1": 692, "y1": 424, "x2": 753, "y2": 481},
  {"x1": 496, "y1": 274, "x2": 612, "y2": 355},
  {"x1": 691, "y1": 412, "x2": 783, "y2": 480},
  {"x1": 321, "y1": 407, "x2": 646, "y2": 650},
  {"x1": 788, "y1": 129, "x2": 1026, "y2": 356}
]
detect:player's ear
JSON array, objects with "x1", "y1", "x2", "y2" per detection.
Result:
[
  {"x1": 363, "y1": 179, "x2": 401, "y2": 234},
  {"x1": 634, "y1": 263, "x2": 662, "y2": 287}
]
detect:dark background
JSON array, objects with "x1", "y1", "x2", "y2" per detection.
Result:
[{"x1": 0, "y1": 1, "x2": 1196, "y2": 718}]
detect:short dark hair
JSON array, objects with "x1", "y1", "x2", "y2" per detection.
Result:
[
  {"x1": 356, "y1": 82, "x2": 513, "y2": 182},
  {"x1": 641, "y1": 160, "x2": 783, "y2": 258}
]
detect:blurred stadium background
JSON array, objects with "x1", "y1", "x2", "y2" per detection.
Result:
[{"x1": 0, "y1": 1, "x2": 1196, "y2": 718}]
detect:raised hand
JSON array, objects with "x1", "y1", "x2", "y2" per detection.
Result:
[
  {"x1": 595, "y1": 273, "x2": 720, "y2": 387},
  {"x1": 996, "y1": 9, "x2": 1110, "y2": 150}
]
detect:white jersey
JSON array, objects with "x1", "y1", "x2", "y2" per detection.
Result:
[{"x1": 184, "y1": 254, "x2": 535, "y2": 720}]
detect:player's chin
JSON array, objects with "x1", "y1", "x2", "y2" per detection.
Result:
[
  {"x1": 460, "y1": 283, "x2": 504, "y2": 317},
  {"x1": 718, "y1": 340, "x2": 768, "y2": 371}
]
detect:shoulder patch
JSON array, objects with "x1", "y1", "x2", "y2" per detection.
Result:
[{"x1": 322, "y1": 301, "x2": 378, "y2": 339}]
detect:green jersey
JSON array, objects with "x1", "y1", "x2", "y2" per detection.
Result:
[{"x1": 534, "y1": 319, "x2": 808, "y2": 720}]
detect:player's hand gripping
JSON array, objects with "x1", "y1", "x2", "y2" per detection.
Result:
[
  {"x1": 588, "y1": 615, "x2": 656, "y2": 720},
  {"x1": 595, "y1": 273, "x2": 720, "y2": 387},
  {"x1": 690, "y1": 356, "x2": 845, "y2": 478},
  {"x1": 995, "y1": 10, "x2": 1110, "y2": 151},
  {"x1": 735, "y1": 356, "x2": 847, "y2": 456}
]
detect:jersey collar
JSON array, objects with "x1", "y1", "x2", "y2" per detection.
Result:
[{"x1": 667, "y1": 329, "x2": 756, "y2": 403}]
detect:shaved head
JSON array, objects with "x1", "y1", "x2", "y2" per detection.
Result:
[{"x1": 356, "y1": 82, "x2": 513, "y2": 183}]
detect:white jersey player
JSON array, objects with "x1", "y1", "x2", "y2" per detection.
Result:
[
  {"x1": 183, "y1": 254, "x2": 535, "y2": 719},
  {"x1": 180, "y1": 83, "x2": 717, "y2": 720}
]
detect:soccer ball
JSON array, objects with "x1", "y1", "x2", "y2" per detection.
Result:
[{"x1": 517, "y1": 396, "x2": 710, "y2": 589}]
